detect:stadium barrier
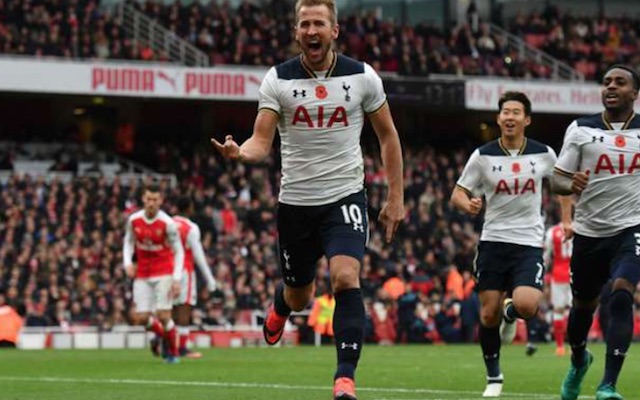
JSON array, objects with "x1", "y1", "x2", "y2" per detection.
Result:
[{"x1": 17, "y1": 325, "x2": 299, "y2": 350}]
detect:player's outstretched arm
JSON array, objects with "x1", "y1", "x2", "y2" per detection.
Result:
[
  {"x1": 451, "y1": 186, "x2": 483, "y2": 216},
  {"x1": 210, "y1": 109, "x2": 278, "y2": 163},
  {"x1": 370, "y1": 102, "x2": 405, "y2": 243}
]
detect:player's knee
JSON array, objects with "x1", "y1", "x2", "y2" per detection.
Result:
[
  {"x1": 287, "y1": 297, "x2": 310, "y2": 312},
  {"x1": 135, "y1": 312, "x2": 150, "y2": 325},
  {"x1": 611, "y1": 277, "x2": 636, "y2": 293},
  {"x1": 515, "y1": 303, "x2": 538, "y2": 320},
  {"x1": 331, "y1": 270, "x2": 359, "y2": 293},
  {"x1": 480, "y1": 309, "x2": 501, "y2": 327},
  {"x1": 572, "y1": 297, "x2": 598, "y2": 311},
  {"x1": 285, "y1": 287, "x2": 313, "y2": 312},
  {"x1": 609, "y1": 289, "x2": 633, "y2": 318}
]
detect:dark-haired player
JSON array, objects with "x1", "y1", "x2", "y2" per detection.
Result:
[
  {"x1": 452, "y1": 91, "x2": 570, "y2": 397},
  {"x1": 123, "y1": 184, "x2": 184, "y2": 363},
  {"x1": 553, "y1": 64, "x2": 640, "y2": 400},
  {"x1": 172, "y1": 196, "x2": 218, "y2": 359}
]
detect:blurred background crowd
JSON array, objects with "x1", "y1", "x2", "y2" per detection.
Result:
[{"x1": 1, "y1": 0, "x2": 639, "y2": 78}]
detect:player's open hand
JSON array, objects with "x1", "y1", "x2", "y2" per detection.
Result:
[
  {"x1": 378, "y1": 200, "x2": 405, "y2": 243},
  {"x1": 211, "y1": 135, "x2": 242, "y2": 160},
  {"x1": 571, "y1": 171, "x2": 589, "y2": 195},
  {"x1": 467, "y1": 197, "x2": 483, "y2": 216}
]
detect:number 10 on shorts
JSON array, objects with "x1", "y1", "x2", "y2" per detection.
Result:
[{"x1": 341, "y1": 204, "x2": 364, "y2": 232}]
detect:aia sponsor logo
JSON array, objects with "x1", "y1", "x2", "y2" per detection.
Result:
[
  {"x1": 291, "y1": 106, "x2": 348, "y2": 128},
  {"x1": 494, "y1": 178, "x2": 535, "y2": 195},
  {"x1": 593, "y1": 153, "x2": 640, "y2": 174}
]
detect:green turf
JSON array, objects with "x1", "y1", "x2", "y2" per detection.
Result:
[{"x1": 0, "y1": 343, "x2": 637, "y2": 399}]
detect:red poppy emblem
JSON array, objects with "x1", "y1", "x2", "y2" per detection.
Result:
[
  {"x1": 512, "y1": 162, "x2": 521, "y2": 173},
  {"x1": 615, "y1": 135, "x2": 626, "y2": 148},
  {"x1": 315, "y1": 85, "x2": 328, "y2": 99}
]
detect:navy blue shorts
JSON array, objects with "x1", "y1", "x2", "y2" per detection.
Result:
[
  {"x1": 474, "y1": 241, "x2": 545, "y2": 292},
  {"x1": 277, "y1": 190, "x2": 368, "y2": 287},
  {"x1": 570, "y1": 224, "x2": 640, "y2": 301}
]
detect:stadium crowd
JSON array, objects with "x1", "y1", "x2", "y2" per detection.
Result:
[
  {"x1": 506, "y1": 4, "x2": 640, "y2": 80},
  {"x1": 0, "y1": 0, "x2": 609, "y2": 79}
]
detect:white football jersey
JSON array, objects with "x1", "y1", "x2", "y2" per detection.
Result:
[
  {"x1": 259, "y1": 53, "x2": 387, "y2": 206},
  {"x1": 457, "y1": 138, "x2": 557, "y2": 247},
  {"x1": 555, "y1": 113, "x2": 640, "y2": 237}
]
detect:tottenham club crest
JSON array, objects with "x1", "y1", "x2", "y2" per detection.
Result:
[{"x1": 342, "y1": 82, "x2": 351, "y2": 101}]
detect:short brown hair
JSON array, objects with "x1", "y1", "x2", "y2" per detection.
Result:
[{"x1": 295, "y1": 0, "x2": 337, "y2": 26}]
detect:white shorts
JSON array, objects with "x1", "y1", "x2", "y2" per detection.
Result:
[
  {"x1": 174, "y1": 270, "x2": 197, "y2": 306},
  {"x1": 133, "y1": 276, "x2": 174, "y2": 313},
  {"x1": 551, "y1": 282, "x2": 572, "y2": 310}
]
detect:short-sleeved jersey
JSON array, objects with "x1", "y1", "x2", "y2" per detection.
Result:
[
  {"x1": 258, "y1": 53, "x2": 387, "y2": 206},
  {"x1": 456, "y1": 138, "x2": 557, "y2": 247},
  {"x1": 125, "y1": 210, "x2": 181, "y2": 278},
  {"x1": 555, "y1": 113, "x2": 640, "y2": 237},
  {"x1": 544, "y1": 224, "x2": 571, "y2": 283},
  {"x1": 173, "y1": 216, "x2": 195, "y2": 274}
]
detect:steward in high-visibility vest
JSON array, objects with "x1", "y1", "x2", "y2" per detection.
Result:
[{"x1": 308, "y1": 294, "x2": 335, "y2": 337}]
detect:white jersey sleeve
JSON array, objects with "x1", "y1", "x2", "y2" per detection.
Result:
[
  {"x1": 456, "y1": 149, "x2": 483, "y2": 195},
  {"x1": 123, "y1": 215, "x2": 135, "y2": 267},
  {"x1": 544, "y1": 145, "x2": 558, "y2": 177},
  {"x1": 165, "y1": 219, "x2": 184, "y2": 281},
  {"x1": 362, "y1": 63, "x2": 387, "y2": 113},
  {"x1": 555, "y1": 121, "x2": 581, "y2": 175},
  {"x1": 258, "y1": 67, "x2": 280, "y2": 114},
  {"x1": 187, "y1": 223, "x2": 217, "y2": 291}
]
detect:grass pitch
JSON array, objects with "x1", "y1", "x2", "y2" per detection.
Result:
[{"x1": 0, "y1": 343, "x2": 637, "y2": 399}]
